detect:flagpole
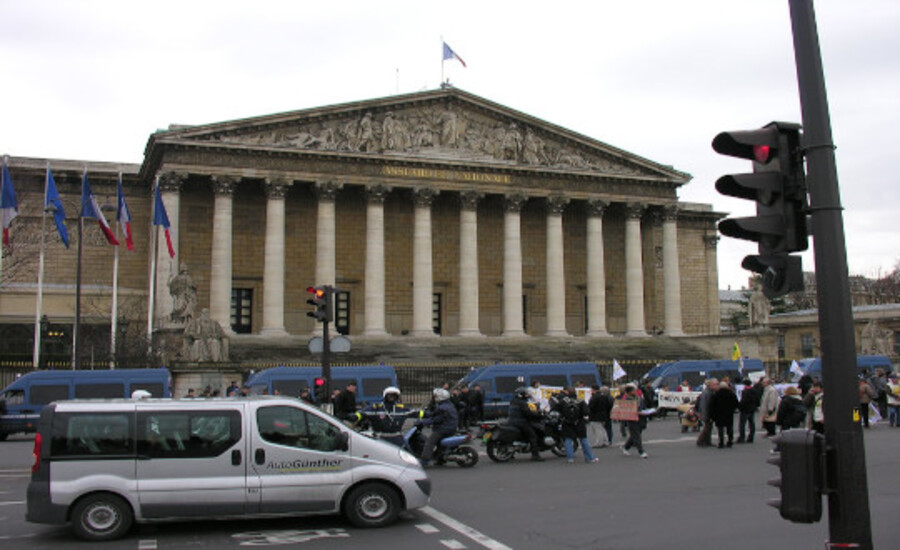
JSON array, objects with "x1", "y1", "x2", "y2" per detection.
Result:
[
  {"x1": 147, "y1": 175, "x2": 159, "y2": 361},
  {"x1": 72, "y1": 166, "x2": 86, "y2": 370},
  {"x1": 110, "y1": 172, "x2": 122, "y2": 369},
  {"x1": 32, "y1": 163, "x2": 50, "y2": 369}
]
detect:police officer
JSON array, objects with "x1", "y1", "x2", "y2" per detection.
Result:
[
  {"x1": 508, "y1": 387, "x2": 545, "y2": 461},
  {"x1": 356, "y1": 386, "x2": 416, "y2": 435}
]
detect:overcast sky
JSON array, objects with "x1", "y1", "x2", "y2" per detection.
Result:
[{"x1": 2, "y1": 0, "x2": 898, "y2": 291}]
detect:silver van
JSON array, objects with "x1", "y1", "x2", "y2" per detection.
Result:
[{"x1": 26, "y1": 395, "x2": 431, "y2": 541}]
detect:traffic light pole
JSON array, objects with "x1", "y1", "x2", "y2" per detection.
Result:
[
  {"x1": 322, "y1": 313, "x2": 332, "y2": 405},
  {"x1": 788, "y1": 1, "x2": 872, "y2": 547}
]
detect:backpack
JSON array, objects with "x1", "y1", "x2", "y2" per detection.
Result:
[{"x1": 561, "y1": 397, "x2": 580, "y2": 423}]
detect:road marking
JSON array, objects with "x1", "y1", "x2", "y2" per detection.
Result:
[
  {"x1": 138, "y1": 540, "x2": 158, "y2": 550},
  {"x1": 0, "y1": 533, "x2": 36, "y2": 541},
  {"x1": 232, "y1": 528, "x2": 350, "y2": 546},
  {"x1": 0, "y1": 501, "x2": 25, "y2": 506},
  {"x1": 420, "y1": 506, "x2": 512, "y2": 550},
  {"x1": 416, "y1": 523, "x2": 440, "y2": 534},
  {"x1": 441, "y1": 540, "x2": 467, "y2": 549}
]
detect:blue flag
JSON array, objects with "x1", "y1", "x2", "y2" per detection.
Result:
[
  {"x1": 1, "y1": 160, "x2": 18, "y2": 246},
  {"x1": 45, "y1": 169, "x2": 69, "y2": 248}
]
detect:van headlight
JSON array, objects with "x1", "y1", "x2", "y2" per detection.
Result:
[{"x1": 399, "y1": 449, "x2": 420, "y2": 466}]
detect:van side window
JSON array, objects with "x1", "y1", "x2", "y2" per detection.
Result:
[
  {"x1": 539, "y1": 375, "x2": 567, "y2": 387},
  {"x1": 74, "y1": 383, "x2": 125, "y2": 399},
  {"x1": 257, "y1": 405, "x2": 343, "y2": 452},
  {"x1": 495, "y1": 377, "x2": 521, "y2": 394},
  {"x1": 360, "y1": 378, "x2": 392, "y2": 400},
  {"x1": 272, "y1": 380, "x2": 309, "y2": 398},
  {"x1": 1, "y1": 389, "x2": 24, "y2": 407},
  {"x1": 51, "y1": 413, "x2": 133, "y2": 457},
  {"x1": 137, "y1": 411, "x2": 241, "y2": 459},
  {"x1": 571, "y1": 374, "x2": 598, "y2": 388},
  {"x1": 31, "y1": 385, "x2": 69, "y2": 405}
]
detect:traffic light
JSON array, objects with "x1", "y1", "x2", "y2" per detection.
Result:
[
  {"x1": 313, "y1": 377, "x2": 327, "y2": 403},
  {"x1": 713, "y1": 121, "x2": 808, "y2": 298},
  {"x1": 767, "y1": 429, "x2": 824, "y2": 523},
  {"x1": 306, "y1": 285, "x2": 333, "y2": 323}
]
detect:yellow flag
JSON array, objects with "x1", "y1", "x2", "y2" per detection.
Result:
[{"x1": 731, "y1": 342, "x2": 741, "y2": 361}]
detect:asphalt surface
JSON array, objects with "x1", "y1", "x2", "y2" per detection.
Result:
[{"x1": 1, "y1": 416, "x2": 898, "y2": 549}]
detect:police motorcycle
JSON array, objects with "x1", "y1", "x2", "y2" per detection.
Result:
[
  {"x1": 481, "y1": 390, "x2": 568, "y2": 462},
  {"x1": 353, "y1": 387, "x2": 479, "y2": 468}
]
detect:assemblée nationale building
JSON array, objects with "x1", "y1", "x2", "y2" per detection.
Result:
[{"x1": 0, "y1": 87, "x2": 725, "y2": 361}]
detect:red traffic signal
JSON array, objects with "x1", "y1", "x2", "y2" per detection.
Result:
[
  {"x1": 306, "y1": 285, "x2": 333, "y2": 323},
  {"x1": 314, "y1": 377, "x2": 325, "y2": 387}
]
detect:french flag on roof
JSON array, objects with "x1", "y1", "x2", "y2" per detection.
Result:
[
  {"x1": 442, "y1": 41, "x2": 467, "y2": 68},
  {"x1": 80, "y1": 171, "x2": 119, "y2": 246},
  {"x1": 116, "y1": 176, "x2": 134, "y2": 251}
]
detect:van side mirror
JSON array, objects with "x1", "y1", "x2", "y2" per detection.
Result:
[{"x1": 336, "y1": 431, "x2": 349, "y2": 452}]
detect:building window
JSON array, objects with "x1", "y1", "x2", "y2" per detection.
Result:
[
  {"x1": 801, "y1": 333, "x2": 815, "y2": 357},
  {"x1": 231, "y1": 289, "x2": 252, "y2": 334},
  {"x1": 895, "y1": 331, "x2": 900, "y2": 356},
  {"x1": 522, "y1": 295, "x2": 528, "y2": 333},
  {"x1": 335, "y1": 291, "x2": 350, "y2": 335},
  {"x1": 432, "y1": 293, "x2": 442, "y2": 335},
  {"x1": 777, "y1": 334, "x2": 785, "y2": 359}
]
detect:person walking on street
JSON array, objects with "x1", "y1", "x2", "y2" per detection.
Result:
[
  {"x1": 858, "y1": 377, "x2": 876, "y2": 428},
  {"x1": 709, "y1": 381, "x2": 739, "y2": 448},
  {"x1": 695, "y1": 378, "x2": 718, "y2": 447},
  {"x1": 588, "y1": 385, "x2": 614, "y2": 447},
  {"x1": 737, "y1": 378, "x2": 762, "y2": 443},
  {"x1": 621, "y1": 383, "x2": 651, "y2": 459},
  {"x1": 804, "y1": 381, "x2": 825, "y2": 434},
  {"x1": 886, "y1": 374, "x2": 900, "y2": 427},
  {"x1": 870, "y1": 368, "x2": 889, "y2": 419},
  {"x1": 470, "y1": 384, "x2": 485, "y2": 424},
  {"x1": 554, "y1": 387, "x2": 599, "y2": 463},
  {"x1": 760, "y1": 377, "x2": 780, "y2": 437}
]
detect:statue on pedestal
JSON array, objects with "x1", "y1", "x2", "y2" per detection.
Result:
[
  {"x1": 168, "y1": 263, "x2": 197, "y2": 326},
  {"x1": 183, "y1": 308, "x2": 229, "y2": 362},
  {"x1": 748, "y1": 285, "x2": 770, "y2": 328}
]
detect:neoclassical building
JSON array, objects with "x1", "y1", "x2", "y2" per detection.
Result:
[{"x1": 0, "y1": 87, "x2": 724, "y2": 361}]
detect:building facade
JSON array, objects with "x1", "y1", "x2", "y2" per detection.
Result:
[{"x1": 0, "y1": 88, "x2": 724, "y2": 363}]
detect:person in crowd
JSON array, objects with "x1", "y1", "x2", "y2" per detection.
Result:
[
  {"x1": 804, "y1": 381, "x2": 825, "y2": 433},
  {"x1": 553, "y1": 386, "x2": 598, "y2": 463},
  {"x1": 776, "y1": 386, "x2": 806, "y2": 432},
  {"x1": 333, "y1": 382, "x2": 358, "y2": 419},
  {"x1": 470, "y1": 384, "x2": 485, "y2": 423},
  {"x1": 457, "y1": 385, "x2": 471, "y2": 428},
  {"x1": 620, "y1": 383, "x2": 651, "y2": 459},
  {"x1": 797, "y1": 373, "x2": 814, "y2": 396},
  {"x1": 299, "y1": 387, "x2": 314, "y2": 404},
  {"x1": 226, "y1": 380, "x2": 240, "y2": 396},
  {"x1": 858, "y1": 376, "x2": 876, "y2": 428},
  {"x1": 184, "y1": 388, "x2": 196, "y2": 398},
  {"x1": 678, "y1": 379, "x2": 692, "y2": 392},
  {"x1": 695, "y1": 378, "x2": 718, "y2": 447},
  {"x1": 709, "y1": 380, "x2": 739, "y2": 448},
  {"x1": 870, "y1": 368, "x2": 889, "y2": 419},
  {"x1": 886, "y1": 374, "x2": 900, "y2": 427},
  {"x1": 737, "y1": 377, "x2": 763, "y2": 443},
  {"x1": 508, "y1": 386, "x2": 545, "y2": 461},
  {"x1": 588, "y1": 385, "x2": 614, "y2": 447},
  {"x1": 419, "y1": 388, "x2": 458, "y2": 466},
  {"x1": 760, "y1": 377, "x2": 780, "y2": 437}
]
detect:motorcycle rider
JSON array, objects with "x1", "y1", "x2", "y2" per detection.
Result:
[
  {"x1": 419, "y1": 388, "x2": 459, "y2": 466},
  {"x1": 508, "y1": 386, "x2": 545, "y2": 461}
]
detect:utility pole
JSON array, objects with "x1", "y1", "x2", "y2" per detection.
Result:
[{"x1": 788, "y1": 1, "x2": 872, "y2": 547}]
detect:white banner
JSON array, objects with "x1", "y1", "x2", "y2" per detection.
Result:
[{"x1": 657, "y1": 390, "x2": 700, "y2": 410}]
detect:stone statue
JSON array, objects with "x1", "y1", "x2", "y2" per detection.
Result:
[
  {"x1": 168, "y1": 263, "x2": 197, "y2": 325},
  {"x1": 748, "y1": 285, "x2": 769, "y2": 328},
  {"x1": 183, "y1": 308, "x2": 229, "y2": 362},
  {"x1": 861, "y1": 320, "x2": 893, "y2": 356}
]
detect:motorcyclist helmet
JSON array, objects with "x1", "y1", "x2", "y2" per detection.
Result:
[
  {"x1": 514, "y1": 387, "x2": 529, "y2": 399},
  {"x1": 434, "y1": 388, "x2": 451, "y2": 402},
  {"x1": 382, "y1": 386, "x2": 401, "y2": 399}
]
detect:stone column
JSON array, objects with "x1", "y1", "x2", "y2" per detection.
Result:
[
  {"x1": 363, "y1": 184, "x2": 390, "y2": 338},
  {"x1": 586, "y1": 199, "x2": 611, "y2": 337},
  {"x1": 624, "y1": 202, "x2": 648, "y2": 337},
  {"x1": 209, "y1": 175, "x2": 237, "y2": 333},
  {"x1": 705, "y1": 234, "x2": 721, "y2": 334},
  {"x1": 154, "y1": 171, "x2": 184, "y2": 325},
  {"x1": 545, "y1": 195, "x2": 570, "y2": 337},
  {"x1": 312, "y1": 181, "x2": 340, "y2": 337},
  {"x1": 411, "y1": 187, "x2": 438, "y2": 337},
  {"x1": 502, "y1": 194, "x2": 527, "y2": 337},
  {"x1": 260, "y1": 178, "x2": 289, "y2": 337},
  {"x1": 458, "y1": 191, "x2": 483, "y2": 337},
  {"x1": 662, "y1": 205, "x2": 684, "y2": 336}
]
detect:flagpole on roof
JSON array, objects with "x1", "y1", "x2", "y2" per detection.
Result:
[
  {"x1": 147, "y1": 175, "x2": 159, "y2": 360},
  {"x1": 440, "y1": 36, "x2": 445, "y2": 86},
  {"x1": 109, "y1": 171, "x2": 122, "y2": 369},
  {"x1": 32, "y1": 162, "x2": 50, "y2": 369}
]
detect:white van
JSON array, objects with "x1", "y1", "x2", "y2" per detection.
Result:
[{"x1": 26, "y1": 395, "x2": 431, "y2": 541}]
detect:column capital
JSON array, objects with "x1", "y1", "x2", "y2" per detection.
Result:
[
  {"x1": 546, "y1": 194, "x2": 570, "y2": 215},
  {"x1": 459, "y1": 190, "x2": 484, "y2": 211},
  {"x1": 704, "y1": 234, "x2": 720, "y2": 249},
  {"x1": 662, "y1": 204, "x2": 680, "y2": 222},
  {"x1": 413, "y1": 187, "x2": 439, "y2": 207},
  {"x1": 211, "y1": 175, "x2": 239, "y2": 195},
  {"x1": 624, "y1": 202, "x2": 646, "y2": 220},
  {"x1": 366, "y1": 184, "x2": 391, "y2": 204},
  {"x1": 504, "y1": 193, "x2": 527, "y2": 213},
  {"x1": 158, "y1": 171, "x2": 187, "y2": 193},
  {"x1": 586, "y1": 199, "x2": 609, "y2": 217},
  {"x1": 264, "y1": 178, "x2": 291, "y2": 199},
  {"x1": 315, "y1": 180, "x2": 343, "y2": 201}
]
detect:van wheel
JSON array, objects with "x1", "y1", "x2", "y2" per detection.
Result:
[
  {"x1": 71, "y1": 493, "x2": 133, "y2": 541},
  {"x1": 343, "y1": 483, "x2": 401, "y2": 528}
]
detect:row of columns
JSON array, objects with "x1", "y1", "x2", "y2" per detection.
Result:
[{"x1": 154, "y1": 174, "x2": 685, "y2": 338}]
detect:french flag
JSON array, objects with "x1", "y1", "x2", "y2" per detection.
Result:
[
  {"x1": 1, "y1": 159, "x2": 18, "y2": 247},
  {"x1": 153, "y1": 183, "x2": 175, "y2": 258},
  {"x1": 116, "y1": 176, "x2": 134, "y2": 251},
  {"x1": 80, "y1": 172, "x2": 120, "y2": 246},
  {"x1": 442, "y1": 41, "x2": 467, "y2": 68}
]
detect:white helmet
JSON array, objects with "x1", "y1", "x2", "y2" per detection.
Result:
[
  {"x1": 383, "y1": 386, "x2": 401, "y2": 398},
  {"x1": 434, "y1": 388, "x2": 451, "y2": 402}
]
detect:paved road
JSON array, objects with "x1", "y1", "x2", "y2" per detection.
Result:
[{"x1": 1, "y1": 417, "x2": 898, "y2": 549}]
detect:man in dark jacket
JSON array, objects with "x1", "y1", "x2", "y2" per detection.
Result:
[
  {"x1": 470, "y1": 384, "x2": 485, "y2": 423},
  {"x1": 553, "y1": 387, "x2": 598, "y2": 463},
  {"x1": 508, "y1": 387, "x2": 545, "y2": 461},
  {"x1": 588, "y1": 385, "x2": 615, "y2": 447},
  {"x1": 420, "y1": 388, "x2": 458, "y2": 466},
  {"x1": 709, "y1": 381, "x2": 739, "y2": 448},
  {"x1": 332, "y1": 382, "x2": 357, "y2": 420},
  {"x1": 737, "y1": 378, "x2": 762, "y2": 444}
]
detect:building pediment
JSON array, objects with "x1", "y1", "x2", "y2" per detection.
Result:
[{"x1": 145, "y1": 87, "x2": 689, "y2": 186}]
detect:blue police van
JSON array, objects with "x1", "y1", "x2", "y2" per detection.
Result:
[
  {"x1": 454, "y1": 362, "x2": 601, "y2": 419},
  {"x1": 643, "y1": 359, "x2": 765, "y2": 391},
  {"x1": 244, "y1": 365, "x2": 398, "y2": 406},
  {"x1": 0, "y1": 368, "x2": 172, "y2": 441},
  {"x1": 793, "y1": 354, "x2": 893, "y2": 381}
]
